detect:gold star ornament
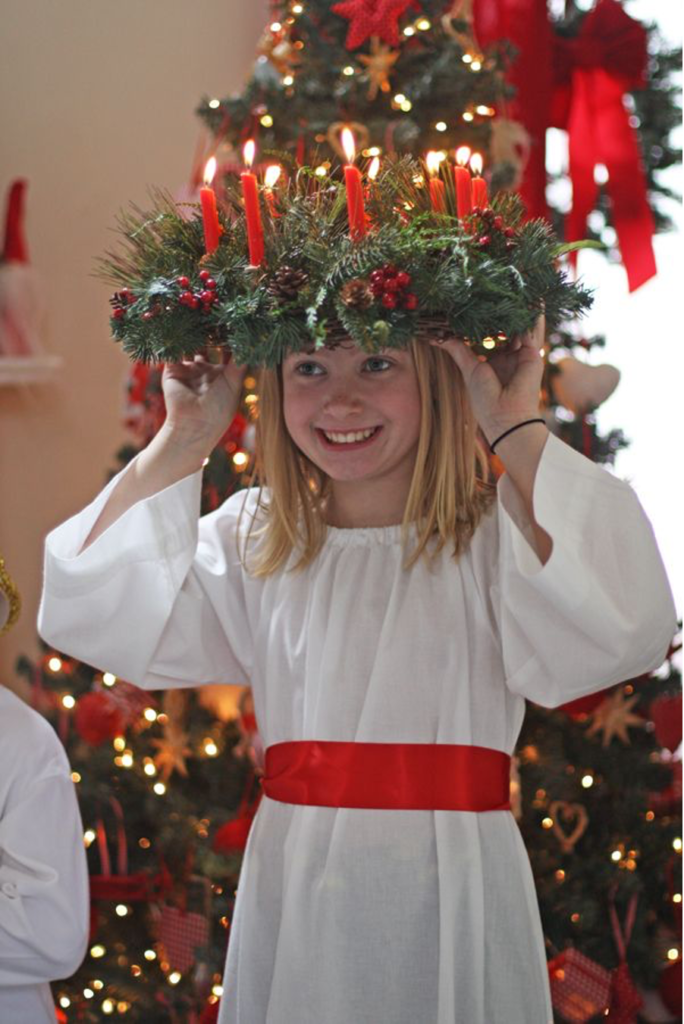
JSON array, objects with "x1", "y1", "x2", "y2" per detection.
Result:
[
  {"x1": 585, "y1": 688, "x2": 645, "y2": 747},
  {"x1": 358, "y1": 36, "x2": 400, "y2": 100}
]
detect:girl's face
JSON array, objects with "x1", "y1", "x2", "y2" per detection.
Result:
[{"x1": 282, "y1": 344, "x2": 422, "y2": 523}]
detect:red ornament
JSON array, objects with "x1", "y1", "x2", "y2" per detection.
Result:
[
  {"x1": 205, "y1": 277, "x2": 217, "y2": 290},
  {"x1": 75, "y1": 691, "x2": 124, "y2": 746},
  {"x1": 477, "y1": 235, "x2": 491, "y2": 247},
  {"x1": 659, "y1": 959, "x2": 682, "y2": 1017},
  {"x1": 381, "y1": 292, "x2": 398, "y2": 309},
  {"x1": 402, "y1": 292, "x2": 418, "y2": 310},
  {"x1": 649, "y1": 693, "x2": 682, "y2": 753},
  {"x1": 395, "y1": 270, "x2": 411, "y2": 288},
  {"x1": 112, "y1": 307, "x2": 125, "y2": 320},
  {"x1": 199, "y1": 269, "x2": 211, "y2": 282},
  {"x1": 504, "y1": 226, "x2": 517, "y2": 238},
  {"x1": 331, "y1": 0, "x2": 416, "y2": 50},
  {"x1": 200, "y1": 290, "x2": 216, "y2": 304},
  {"x1": 176, "y1": 275, "x2": 190, "y2": 288}
]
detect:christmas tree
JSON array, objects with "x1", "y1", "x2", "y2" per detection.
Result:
[{"x1": 21, "y1": 0, "x2": 681, "y2": 1020}]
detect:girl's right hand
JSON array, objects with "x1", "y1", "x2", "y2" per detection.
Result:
[{"x1": 161, "y1": 349, "x2": 247, "y2": 455}]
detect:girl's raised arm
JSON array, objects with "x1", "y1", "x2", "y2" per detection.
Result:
[{"x1": 82, "y1": 353, "x2": 245, "y2": 551}]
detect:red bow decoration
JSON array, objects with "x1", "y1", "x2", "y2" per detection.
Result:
[
  {"x1": 331, "y1": 0, "x2": 417, "y2": 50},
  {"x1": 551, "y1": 0, "x2": 655, "y2": 292}
]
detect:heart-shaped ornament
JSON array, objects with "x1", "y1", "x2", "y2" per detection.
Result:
[
  {"x1": 552, "y1": 357, "x2": 621, "y2": 414},
  {"x1": 549, "y1": 800, "x2": 589, "y2": 854}
]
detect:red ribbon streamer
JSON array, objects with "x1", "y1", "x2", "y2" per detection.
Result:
[
  {"x1": 473, "y1": 0, "x2": 553, "y2": 221},
  {"x1": 554, "y1": 0, "x2": 655, "y2": 292},
  {"x1": 263, "y1": 740, "x2": 511, "y2": 811}
]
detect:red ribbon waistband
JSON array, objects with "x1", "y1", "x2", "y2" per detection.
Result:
[{"x1": 262, "y1": 740, "x2": 511, "y2": 811}]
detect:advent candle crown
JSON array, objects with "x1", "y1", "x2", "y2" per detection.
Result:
[{"x1": 101, "y1": 154, "x2": 597, "y2": 370}]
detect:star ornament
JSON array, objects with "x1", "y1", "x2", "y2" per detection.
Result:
[
  {"x1": 152, "y1": 729, "x2": 192, "y2": 782},
  {"x1": 585, "y1": 688, "x2": 645, "y2": 747},
  {"x1": 332, "y1": 0, "x2": 416, "y2": 50},
  {"x1": 359, "y1": 37, "x2": 400, "y2": 99}
]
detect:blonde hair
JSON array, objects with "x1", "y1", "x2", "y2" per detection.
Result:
[{"x1": 240, "y1": 339, "x2": 494, "y2": 575}]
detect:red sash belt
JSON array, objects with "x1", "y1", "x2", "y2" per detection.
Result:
[{"x1": 262, "y1": 741, "x2": 511, "y2": 811}]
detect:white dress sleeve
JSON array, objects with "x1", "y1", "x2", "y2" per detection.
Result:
[
  {"x1": 0, "y1": 695, "x2": 89, "y2": 988},
  {"x1": 490, "y1": 433, "x2": 677, "y2": 708},
  {"x1": 38, "y1": 456, "x2": 255, "y2": 690}
]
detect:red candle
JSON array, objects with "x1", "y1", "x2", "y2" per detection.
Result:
[
  {"x1": 426, "y1": 152, "x2": 446, "y2": 214},
  {"x1": 264, "y1": 164, "x2": 282, "y2": 219},
  {"x1": 454, "y1": 146, "x2": 472, "y2": 219},
  {"x1": 341, "y1": 128, "x2": 366, "y2": 241},
  {"x1": 200, "y1": 157, "x2": 221, "y2": 255},
  {"x1": 470, "y1": 152, "x2": 488, "y2": 208},
  {"x1": 241, "y1": 140, "x2": 264, "y2": 266}
]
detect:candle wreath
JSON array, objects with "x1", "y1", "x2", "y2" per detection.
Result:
[{"x1": 99, "y1": 155, "x2": 598, "y2": 369}]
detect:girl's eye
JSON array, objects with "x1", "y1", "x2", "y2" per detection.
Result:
[
  {"x1": 294, "y1": 361, "x2": 325, "y2": 377},
  {"x1": 364, "y1": 357, "x2": 393, "y2": 372}
]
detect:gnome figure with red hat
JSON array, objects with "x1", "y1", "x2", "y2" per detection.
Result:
[{"x1": 0, "y1": 179, "x2": 45, "y2": 357}]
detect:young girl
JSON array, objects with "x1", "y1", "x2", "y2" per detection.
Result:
[{"x1": 39, "y1": 317, "x2": 676, "y2": 1023}]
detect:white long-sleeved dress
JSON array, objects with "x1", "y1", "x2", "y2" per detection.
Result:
[
  {"x1": 0, "y1": 687, "x2": 89, "y2": 1023},
  {"x1": 38, "y1": 433, "x2": 676, "y2": 1024}
]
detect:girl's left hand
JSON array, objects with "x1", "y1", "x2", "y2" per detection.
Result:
[{"x1": 431, "y1": 313, "x2": 546, "y2": 445}]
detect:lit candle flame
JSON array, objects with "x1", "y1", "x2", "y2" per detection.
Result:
[
  {"x1": 368, "y1": 156, "x2": 380, "y2": 181},
  {"x1": 264, "y1": 165, "x2": 282, "y2": 188},
  {"x1": 243, "y1": 139, "x2": 256, "y2": 169},
  {"x1": 341, "y1": 127, "x2": 356, "y2": 164},
  {"x1": 470, "y1": 152, "x2": 484, "y2": 176},
  {"x1": 203, "y1": 157, "x2": 217, "y2": 186},
  {"x1": 455, "y1": 146, "x2": 471, "y2": 168},
  {"x1": 425, "y1": 151, "x2": 442, "y2": 177}
]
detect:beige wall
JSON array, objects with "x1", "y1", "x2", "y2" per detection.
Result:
[{"x1": 0, "y1": 1, "x2": 267, "y2": 688}]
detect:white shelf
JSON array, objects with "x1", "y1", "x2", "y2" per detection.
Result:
[{"x1": 0, "y1": 355, "x2": 63, "y2": 385}]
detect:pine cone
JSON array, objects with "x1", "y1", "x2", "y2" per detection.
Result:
[
  {"x1": 340, "y1": 278, "x2": 374, "y2": 310},
  {"x1": 269, "y1": 266, "x2": 308, "y2": 303}
]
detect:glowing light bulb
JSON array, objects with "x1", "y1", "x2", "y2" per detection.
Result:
[
  {"x1": 154, "y1": 782, "x2": 166, "y2": 796},
  {"x1": 403, "y1": 25, "x2": 415, "y2": 36},
  {"x1": 71, "y1": 771, "x2": 81, "y2": 783},
  {"x1": 113, "y1": 736, "x2": 126, "y2": 752},
  {"x1": 667, "y1": 948, "x2": 680, "y2": 961},
  {"x1": 542, "y1": 817, "x2": 553, "y2": 829},
  {"x1": 270, "y1": 21, "x2": 282, "y2": 31},
  {"x1": 62, "y1": 694, "x2": 75, "y2": 709},
  {"x1": 84, "y1": 829, "x2": 96, "y2": 846},
  {"x1": 116, "y1": 904, "x2": 129, "y2": 917},
  {"x1": 470, "y1": 59, "x2": 482, "y2": 71},
  {"x1": 393, "y1": 93, "x2": 406, "y2": 104},
  {"x1": 102, "y1": 999, "x2": 114, "y2": 1014},
  {"x1": 169, "y1": 971, "x2": 182, "y2": 985},
  {"x1": 48, "y1": 656, "x2": 63, "y2": 673},
  {"x1": 143, "y1": 707, "x2": 157, "y2": 722},
  {"x1": 416, "y1": 18, "x2": 431, "y2": 29},
  {"x1": 462, "y1": 111, "x2": 474, "y2": 122},
  {"x1": 581, "y1": 774, "x2": 594, "y2": 788},
  {"x1": 342, "y1": 65, "x2": 355, "y2": 76},
  {"x1": 144, "y1": 762, "x2": 157, "y2": 776},
  {"x1": 103, "y1": 672, "x2": 117, "y2": 686},
  {"x1": 435, "y1": 121, "x2": 447, "y2": 132},
  {"x1": 283, "y1": 75, "x2": 294, "y2": 85},
  {"x1": 208, "y1": 99, "x2": 220, "y2": 109},
  {"x1": 204, "y1": 739, "x2": 219, "y2": 756},
  {"x1": 59, "y1": 996, "x2": 71, "y2": 1008},
  {"x1": 212, "y1": 985, "x2": 224, "y2": 997},
  {"x1": 233, "y1": 451, "x2": 249, "y2": 469},
  {"x1": 83, "y1": 988, "x2": 94, "y2": 998},
  {"x1": 90, "y1": 944, "x2": 106, "y2": 958},
  {"x1": 144, "y1": 950, "x2": 157, "y2": 961},
  {"x1": 260, "y1": 114, "x2": 274, "y2": 127},
  {"x1": 673, "y1": 838, "x2": 682, "y2": 852},
  {"x1": 611, "y1": 850, "x2": 622, "y2": 862},
  {"x1": 482, "y1": 337, "x2": 496, "y2": 350}
]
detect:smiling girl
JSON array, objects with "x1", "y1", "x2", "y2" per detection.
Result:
[{"x1": 39, "y1": 317, "x2": 675, "y2": 1023}]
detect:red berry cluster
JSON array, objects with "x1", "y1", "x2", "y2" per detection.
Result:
[
  {"x1": 177, "y1": 269, "x2": 218, "y2": 313},
  {"x1": 109, "y1": 287, "x2": 136, "y2": 320},
  {"x1": 469, "y1": 207, "x2": 517, "y2": 251},
  {"x1": 369, "y1": 265, "x2": 418, "y2": 311}
]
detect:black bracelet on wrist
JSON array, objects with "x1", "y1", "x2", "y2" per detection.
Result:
[{"x1": 489, "y1": 418, "x2": 546, "y2": 454}]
